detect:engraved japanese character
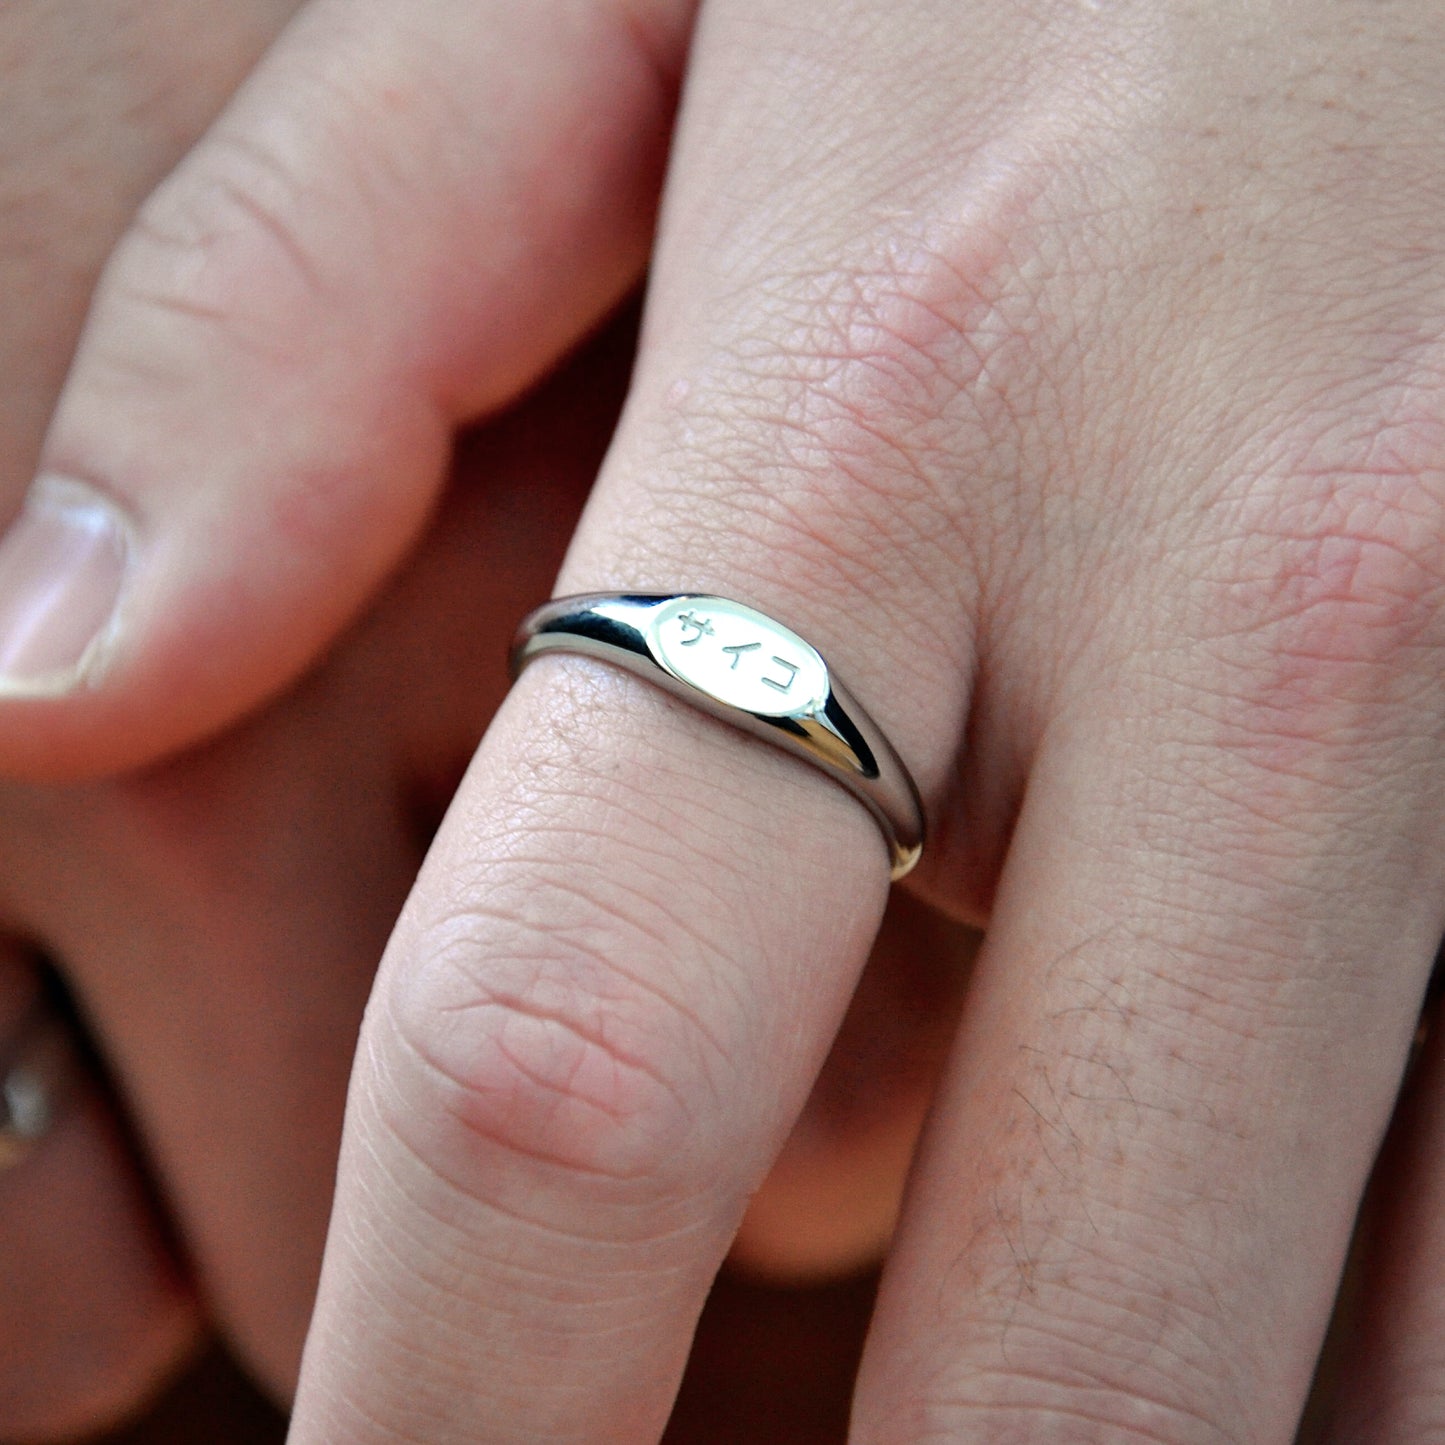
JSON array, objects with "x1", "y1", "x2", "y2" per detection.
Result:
[
  {"x1": 676, "y1": 610, "x2": 715, "y2": 645},
  {"x1": 762, "y1": 656, "x2": 800, "y2": 692},
  {"x1": 722, "y1": 641, "x2": 761, "y2": 670}
]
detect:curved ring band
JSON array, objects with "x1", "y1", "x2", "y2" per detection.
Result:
[{"x1": 511, "y1": 593, "x2": 925, "y2": 879}]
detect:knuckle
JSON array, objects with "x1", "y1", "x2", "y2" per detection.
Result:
[
  {"x1": 1234, "y1": 478, "x2": 1444, "y2": 673},
  {"x1": 1234, "y1": 392, "x2": 1445, "y2": 654},
  {"x1": 383, "y1": 894, "x2": 723, "y2": 1203},
  {"x1": 99, "y1": 124, "x2": 331, "y2": 374},
  {"x1": 1191, "y1": 389, "x2": 1445, "y2": 770},
  {"x1": 653, "y1": 219, "x2": 1041, "y2": 611}
]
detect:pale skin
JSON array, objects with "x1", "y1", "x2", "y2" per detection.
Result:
[{"x1": 3, "y1": 0, "x2": 1445, "y2": 1441}]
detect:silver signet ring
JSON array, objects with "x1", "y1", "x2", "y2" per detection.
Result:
[{"x1": 510, "y1": 594, "x2": 925, "y2": 879}]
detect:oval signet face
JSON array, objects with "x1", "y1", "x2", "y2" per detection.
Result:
[{"x1": 648, "y1": 596, "x2": 829, "y2": 717}]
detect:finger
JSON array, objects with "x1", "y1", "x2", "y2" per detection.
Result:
[
  {"x1": 1302, "y1": 994, "x2": 1445, "y2": 1443},
  {"x1": 0, "y1": 0, "x2": 691, "y2": 778},
  {"x1": 0, "y1": 954, "x2": 200, "y2": 1442},
  {"x1": 291, "y1": 653, "x2": 943, "y2": 1443},
  {"x1": 290, "y1": 13, "x2": 985, "y2": 1440},
  {"x1": 851, "y1": 668, "x2": 1444, "y2": 1441}
]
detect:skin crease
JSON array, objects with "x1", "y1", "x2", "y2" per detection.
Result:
[
  {"x1": 0, "y1": 8, "x2": 958, "y2": 1436},
  {"x1": 10, "y1": 1, "x2": 1445, "y2": 1444}
]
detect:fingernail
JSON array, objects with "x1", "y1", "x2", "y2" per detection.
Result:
[{"x1": 0, "y1": 478, "x2": 129, "y2": 696}]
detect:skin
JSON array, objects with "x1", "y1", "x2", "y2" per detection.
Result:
[
  {"x1": 0, "y1": 10, "x2": 955, "y2": 1436},
  {"x1": 7, "y1": 0, "x2": 1445, "y2": 1441}
]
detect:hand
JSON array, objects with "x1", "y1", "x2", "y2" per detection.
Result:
[
  {"x1": 0, "y1": 12, "x2": 965, "y2": 1435},
  {"x1": 13, "y1": 0, "x2": 1445, "y2": 1440}
]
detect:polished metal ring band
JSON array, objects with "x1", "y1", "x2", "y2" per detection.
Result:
[{"x1": 510, "y1": 593, "x2": 925, "y2": 879}]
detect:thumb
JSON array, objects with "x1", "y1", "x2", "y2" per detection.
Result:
[{"x1": 0, "y1": 0, "x2": 689, "y2": 777}]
